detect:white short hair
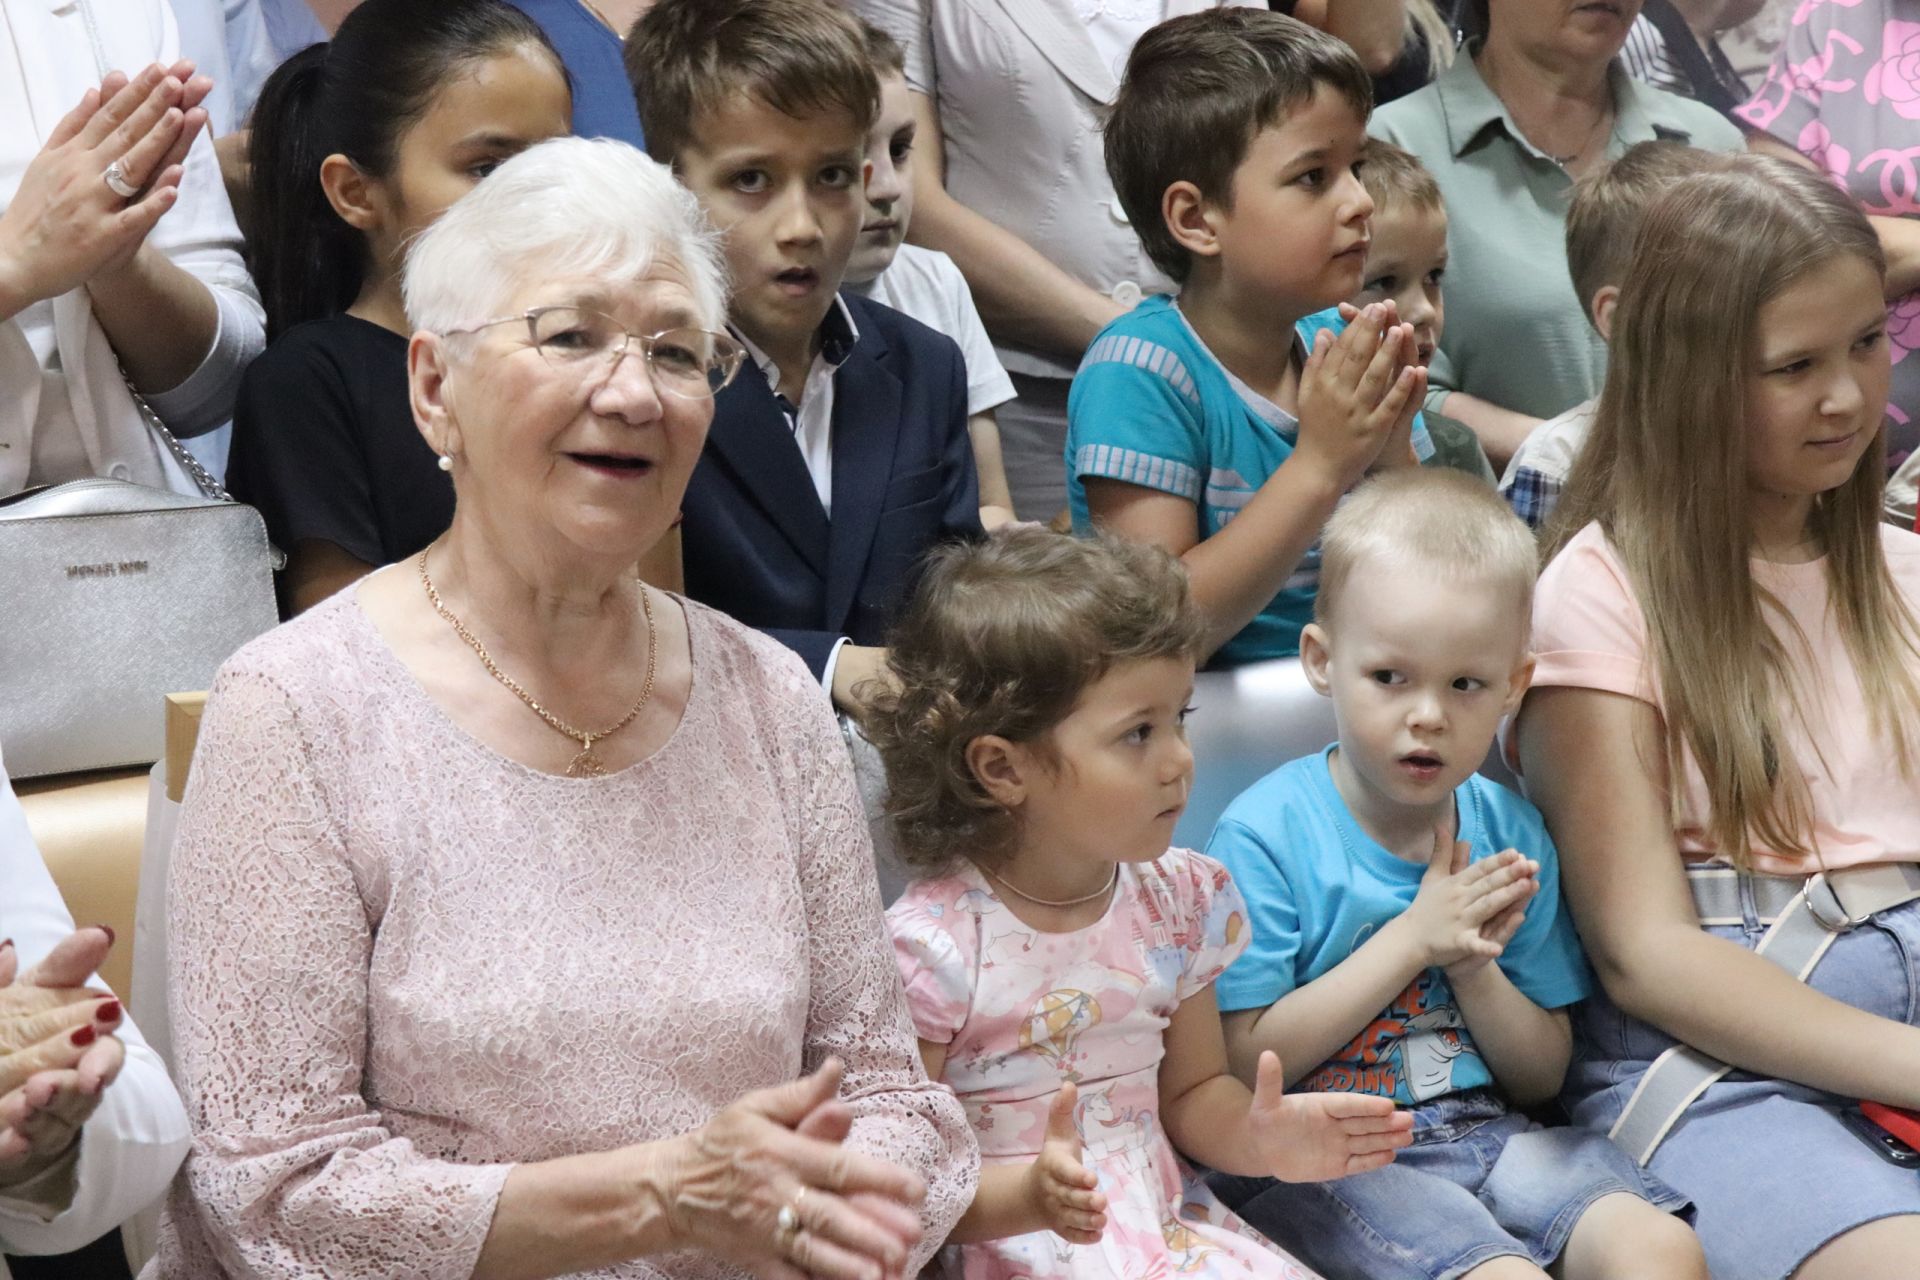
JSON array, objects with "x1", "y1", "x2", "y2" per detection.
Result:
[{"x1": 403, "y1": 136, "x2": 728, "y2": 333}]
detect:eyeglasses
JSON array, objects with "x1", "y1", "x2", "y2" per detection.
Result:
[{"x1": 445, "y1": 305, "x2": 746, "y2": 399}]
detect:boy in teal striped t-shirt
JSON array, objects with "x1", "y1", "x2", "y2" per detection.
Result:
[{"x1": 1067, "y1": 8, "x2": 1429, "y2": 665}]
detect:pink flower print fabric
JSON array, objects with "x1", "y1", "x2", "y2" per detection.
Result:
[
  {"x1": 888, "y1": 849, "x2": 1322, "y2": 1280},
  {"x1": 1741, "y1": 0, "x2": 1920, "y2": 469}
]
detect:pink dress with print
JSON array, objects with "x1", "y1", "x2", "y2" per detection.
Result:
[
  {"x1": 1739, "y1": 0, "x2": 1920, "y2": 482},
  {"x1": 888, "y1": 849, "x2": 1320, "y2": 1280}
]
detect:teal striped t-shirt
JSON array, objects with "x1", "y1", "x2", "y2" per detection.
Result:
[{"x1": 1066, "y1": 295, "x2": 1431, "y2": 665}]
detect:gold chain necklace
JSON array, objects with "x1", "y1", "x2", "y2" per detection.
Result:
[
  {"x1": 418, "y1": 548, "x2": 657, "y2": 778},
  {"x1": 982, "y1": 862, "x2": 1119, "y2": 909}
]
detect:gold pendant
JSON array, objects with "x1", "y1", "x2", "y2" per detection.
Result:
[{"x1": 567, "y1": 744, "x2": 607, "y2": 778}]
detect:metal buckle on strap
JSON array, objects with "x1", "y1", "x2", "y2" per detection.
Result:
[{"x1": 1803, "y1": 872, "x2": 1874, "y2": 934}]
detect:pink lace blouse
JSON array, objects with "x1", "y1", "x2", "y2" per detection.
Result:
[{"x1": 148, "y1": 591, "x2": 976, "y2": 1278}]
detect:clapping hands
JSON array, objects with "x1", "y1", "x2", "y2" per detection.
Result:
[
  {"x1": 0, "y1": 927, "x2": 126, "y2": 1188},
  {"x1": 1247, "y1": 1050, "x2": 1414, "y2": 1182},
  {"x1": 1023, "y1": 1081, "x2": 1107, "y2": 1245},
  {"x1": 1295, "y1": 300, "x2": 1428, "y2": 491},
  {"x1": 1399, "y1": 830, "x2": 1539, "y2": 980},
  {"x1": 0, "y1": 61, "x2": 212, "y2": 316}
]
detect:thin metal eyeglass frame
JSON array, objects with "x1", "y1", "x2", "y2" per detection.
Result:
[{"x1": 442, "y1": 306, "x2": 746, "y2": 398}]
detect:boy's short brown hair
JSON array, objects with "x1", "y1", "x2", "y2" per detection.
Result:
[
  {"x1": 1565, "y1": 141, "x2": 1729, "y2": 322},
  {"x1": 1105, "y1": 9, "x2": 1373, "y2": 283},
  {"x1": 860, "y1": 19, "x2": 905, "y2": 78},
  {"x1": 1359, "y1": 138, "x2": 1443, "y2": 217},
  {"x1": 626, "y1": 0, "x2": 878, "y2": 167},
  {"x1": 860, "y1": 528, "x2": 1205, "y2": 875}
]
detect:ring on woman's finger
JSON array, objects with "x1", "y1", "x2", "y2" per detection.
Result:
[
  {"x1": 102, "y1": 160, "x2": 140, "y2": 200},
  {"x1": 776, "y1": 1185, "x2": 809, "y2": 1239}
]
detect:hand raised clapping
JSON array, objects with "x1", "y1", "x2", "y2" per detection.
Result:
[
  {"x1": 0, "y1": 61, "x2": 212, "y2": 315},
  {"x1": 1024, "y1": 1081, "x2": 1106, "y2": 1246},
  {"x1": 0, "y1": 927, "x2": 126, "y2": 1188},
  {"x1": 666, "y1": 1058, "x2": 926, "y2": 1280},
  {"x1": 1295, "y1": 300, "x2": 1428, "y2": 491},
  {"x1": 1398, "y1": 830, "x2": 1539, "y2": 979},
  {"x1": 1247, "y1": 1050, "x2": 1414, "y2": 1182}
]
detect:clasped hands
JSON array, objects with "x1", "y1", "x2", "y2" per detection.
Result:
[
  {"x1": 0, "y1": 59, "x2": 212, "y2": 318},
  {"x1": 0, "y1": 926, "x2": 127, "y2": 1192},
  {"x1": 1398, "y1": 829, "x2": 1541, "y2": 980},
  {"x1": 667, "y1": 1058, "x2": 927, "y2": 1280},
  {"x1": 1296, "y1": 299, "x2": 1430, "y2": 489}
]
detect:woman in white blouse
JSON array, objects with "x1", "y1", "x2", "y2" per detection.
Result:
[
  {"x1": 0, "y1": 0, "x2": 265, "y2": 498},
  {"x1": 0, "y1": 744, "x2": 190, "y2": 1259}
]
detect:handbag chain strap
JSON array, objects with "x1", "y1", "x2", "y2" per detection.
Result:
[{"x1": 118, "y1": 365, "x2": 233, "y2": 503}]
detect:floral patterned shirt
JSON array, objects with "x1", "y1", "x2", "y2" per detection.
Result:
[{"x1": 1739, "y1": 0, "x2": 1920, "y2": 482}]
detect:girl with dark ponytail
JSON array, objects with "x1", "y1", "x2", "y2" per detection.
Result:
[{"x1": 228, "y1": 0, "x2": 570, "y2": 615}]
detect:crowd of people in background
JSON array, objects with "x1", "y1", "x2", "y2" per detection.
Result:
[{"x1": 4, "y1": 1, "x2": 1920, "y2": 1279}]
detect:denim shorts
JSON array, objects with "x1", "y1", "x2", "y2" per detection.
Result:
[
  {"x1": 1565, "y1": 896, "x2": 1920, "y2": 1280},
  {"x1": 1211, "y1": 1090, "x2": 1688, "y2": 1280}
]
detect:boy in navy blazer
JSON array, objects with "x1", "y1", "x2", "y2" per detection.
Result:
[{"x1": 629, "y1": 0, "x2": 981, "y2": 713}]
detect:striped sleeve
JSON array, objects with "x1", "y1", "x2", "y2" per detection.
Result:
[{"x1": 1067, "y1": 332, "x2": 1209, "y2": 504}]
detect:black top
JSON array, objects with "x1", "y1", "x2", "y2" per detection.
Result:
[
  {"x1": 1267, "y1": 0, "x2": 1445, "y2": 106},
  {"x1": 227, "y1": 314, "x2": 453, "y2": 571}
]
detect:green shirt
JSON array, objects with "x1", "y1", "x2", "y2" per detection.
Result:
[{"x1": 1372, "y1": 53, "x2": 1743, "y2": 421}]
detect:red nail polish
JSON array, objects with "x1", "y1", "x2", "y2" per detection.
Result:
[
  {"x1": 94, "y1": 1000, "x2": 121, "y2": 1023},
  {"x1": 0, "y1": 939, "x2": 12, "y2": 951},
  {"x1": 70, "y1": 1025, "x2": 96, "y2": 1047},
  {"x1": 90, "y1": 924, "x2": 116, "y2": 947}
]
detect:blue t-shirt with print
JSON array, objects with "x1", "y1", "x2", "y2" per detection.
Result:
[
  {"x1": 1065, "y1": 295, "x2": 1432, "y2": 665},
  {"x1": 1206, "y1": 746, "x2": 1591, "y2": 1106}
]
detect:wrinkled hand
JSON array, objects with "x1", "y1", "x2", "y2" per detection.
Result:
[
  {"x1": 1398, "y1": 830, "x2": 1538, "y2": 976},
  {"x1": 0, "y1": 61, "x2": 212, "y2": 314},
  {"x1": 1247, "y1": 1051, "x2": 1413, "y2": 1182},
  {"x1": 666, "y1": 1058, "x2": 926, "y2": 1280},
  {"x1": 1024, "y1": 1082, "x2": 1105, "y2": 1246},
  {"x1": 0, "y1": 929, "x2": 125, "y2": 1188},
  {"x1": 1295, "y1": 301, "x2": 1427, "y2": 490}
]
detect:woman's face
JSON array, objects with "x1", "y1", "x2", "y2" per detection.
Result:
[
  {"x1": 365, "y1": 45, "x2": 573, "y2": 265},
  {"x1": 428, "y1": 263, "x2": 717, "y2": 564},
  {"x1": 1744, "y1": 254, "x2": 1890, "y2": 507},
  {"x1": 1490, "y1": 0, "x2": 1644, "y2": 67}
]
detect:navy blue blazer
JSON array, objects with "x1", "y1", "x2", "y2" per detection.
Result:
[{"x1": 682, "y1": 293, "x2": 983, "y2": 677}]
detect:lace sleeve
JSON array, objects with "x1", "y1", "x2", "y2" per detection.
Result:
[
  {"x1": 777, "y1": 666, "x2": 978, "y2": 1268},
  {"x1": 166, "y1": 666, "x2": 511, "y2": 1279}
]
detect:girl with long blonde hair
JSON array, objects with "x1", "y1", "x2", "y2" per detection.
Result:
[{"x1": 1517, "y1": 153, "x2": 1920, "y2": 1280}]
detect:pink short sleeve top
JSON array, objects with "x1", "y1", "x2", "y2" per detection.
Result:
[{"x1": 1527, "y1": 521, "x2": 1920, "y2": 874}]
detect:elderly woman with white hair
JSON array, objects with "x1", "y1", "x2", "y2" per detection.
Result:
[{"x1": 149, "y1": 136, "x2": 978, "y2": 1280}]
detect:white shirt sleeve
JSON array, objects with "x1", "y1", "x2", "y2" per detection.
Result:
[{"x1": 0, "y1": 745, "x2": 190, "y2": 1256}]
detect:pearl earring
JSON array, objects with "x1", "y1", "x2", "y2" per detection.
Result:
[{"x1": 436, "y1": 454, "x2": 453, "y2": 472}]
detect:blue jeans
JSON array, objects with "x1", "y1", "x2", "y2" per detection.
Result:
[
  {"x1": 1566, "y1": 898, "x2": 1920, "y2": 1280},
  {"x1": 1214, "y1": 1090, "x2": 1686, "y2": 1280}
]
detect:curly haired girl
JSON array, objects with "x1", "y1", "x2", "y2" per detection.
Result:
[{"x1": 863, "y1": 528, "x2": 1413, "y2": 1280}]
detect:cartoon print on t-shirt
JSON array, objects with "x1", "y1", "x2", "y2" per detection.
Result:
[{"x1": 1301, "y1": 969, "x2": 1481, "y2": 1104}]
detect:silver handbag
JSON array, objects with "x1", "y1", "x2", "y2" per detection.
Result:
[{"x1": 0, "y1": 478, "x2": 279, "y2": 778}]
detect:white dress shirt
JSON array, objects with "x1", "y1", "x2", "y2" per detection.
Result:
[{"x1": 0, "y1": 0, "x2": 266, "y2": 497}]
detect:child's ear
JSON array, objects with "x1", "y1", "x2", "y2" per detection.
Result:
[
  {"x1": 1501, "y1": 652, "x2": 1537, "y2": 717},
  {"x1": 965, "y1": 734, "x2": 1029, "y2": 809},
  {"x1": 320, "y1": 153, "x2": 382, "y2": 234},
  {"x1": 1300, "y1": 623, "x2": 1335, "y2": 697},
  {"x1": 1590, "y1": 285, "x2": 1622, "y2": 342},
  {"x1": 1163, "y1": 180, "x2": 1222, "y2": 261}
]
